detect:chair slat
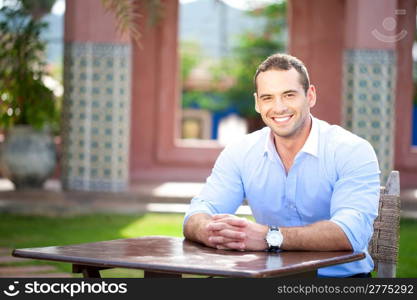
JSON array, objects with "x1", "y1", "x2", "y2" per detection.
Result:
[{"x1": 368, "y1": 171, "x2": 400, "y2": 278}]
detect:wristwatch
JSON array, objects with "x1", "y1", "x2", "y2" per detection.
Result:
[{"x1": 266, "y1": 226, "x2": 283, "y2": 252}]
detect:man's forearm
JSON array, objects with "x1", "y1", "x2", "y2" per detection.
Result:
[
  {"x1": 184, "y1": 215, "x2": 352, "y2": 252},
  {"x1": 280, "y1": 220, "x2": 352, "y2": 251}
]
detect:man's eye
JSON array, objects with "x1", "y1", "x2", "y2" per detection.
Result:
[
  {"x1": 284, "y1": 93, "x2": 295, "y2": 99},
  {"x1": 262, "y1": 97, "x2": 272, "y2": 101}
]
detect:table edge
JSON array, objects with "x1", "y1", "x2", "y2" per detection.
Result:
[{"x1": 13, "y1": 247, "x2": 365, "y2": 278}]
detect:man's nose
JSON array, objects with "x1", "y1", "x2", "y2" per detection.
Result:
[{"x1": 272, "y1": 97, "x2": 288, "y2": 112}]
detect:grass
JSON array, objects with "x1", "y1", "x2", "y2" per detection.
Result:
[
  {"x1": 0, "y1": 213, "x2": 185, "y2": 277},
  {"x1": 396, "y1": 218, "x2": 417, "y2": 277},
  {"x1": 0, "y1": 213, "x2": 416, "y2": 277}
]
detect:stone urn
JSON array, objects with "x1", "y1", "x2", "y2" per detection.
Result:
[{"x1": 0, "y1": 125, "x2": 57, "y2": 189}]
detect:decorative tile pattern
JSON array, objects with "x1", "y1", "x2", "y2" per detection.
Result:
[
  {"x1": 61, "y1": 42, "x2": 131, "y2": 192},
  {"x1": 342, "y1": 49, "x2": 396, "y2": 182}
]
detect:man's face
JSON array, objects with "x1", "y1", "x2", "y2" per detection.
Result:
[{"x1": 254, "y1": 68, "x2": 316, "y2": 139}]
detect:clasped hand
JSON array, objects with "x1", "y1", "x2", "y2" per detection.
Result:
[{"x1": 204, "y1": 214, "x2": 268, "y2": 251}]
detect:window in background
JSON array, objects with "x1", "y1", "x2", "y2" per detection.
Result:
[{"x1": 178, "y1": 0, "x2": 287, "y2": 146}]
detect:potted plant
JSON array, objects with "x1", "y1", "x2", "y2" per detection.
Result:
[{"x1": 0, "y1": 5, "x2": 59, "y2": 189}]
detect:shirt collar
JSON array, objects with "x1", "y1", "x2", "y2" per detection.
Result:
[
  {"x1": 263, "y1": 114, "x2": 319, "y2": 159},
  {"x1": 263, "y1": 128, "x2": 276, "y2": 160},
  {"x1": 300, "y1": 115, "x2": 319, "y2": 157}
]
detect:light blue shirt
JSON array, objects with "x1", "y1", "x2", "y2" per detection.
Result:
[{"x1": 184, "y1": 116, "x2": 380, "y2": 277}]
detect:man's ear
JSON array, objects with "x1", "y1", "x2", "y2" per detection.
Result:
[
  {"x1": 254, "y1": 92, "x2": 260, "y2": 113},
  {"x1": 307, "y1": 85, "x2": 317, "y2": 108}
]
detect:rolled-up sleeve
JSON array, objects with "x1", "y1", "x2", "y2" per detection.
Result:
[
  {"x1": 183, "y1": 144, "x2": 245, "y2": 226},
  {"x1": 329, "y1": 140, "x2": 380, "y2": 252}
]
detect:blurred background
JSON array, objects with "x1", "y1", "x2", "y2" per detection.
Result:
[{"x1": 0, "y1": 0, "x2": 416, "y2": 278}]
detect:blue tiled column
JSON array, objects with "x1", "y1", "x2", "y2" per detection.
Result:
[
  {"x1": 342, "y1": 50, "x2": 396, "y2": 182},
  {"x1": 61, "y1": 43, "x2": 131, "y2": 191}
]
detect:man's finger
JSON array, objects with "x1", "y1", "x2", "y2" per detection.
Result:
[
  {"x1": 206, "y1": 222, "x2": 225, "y2": 231},
  {"x1": 216, "y1": 245, "x2": 230, "y2": 250},
  {"x1": 206, "y1": 221, "x2": 246, "y2": 232},
  {"x1": 208, "y1": 236, "x2": 240, "y2": 245},
  {"x1": 218, "y1": 229, "x2": 246, "y2": 240},
  {"x1": 212, "y1": 215, "x2": 248, "y2": 227},
  {"x1": 223, "y1": 241, "x2": 245, "y2": 251},
  {"x1": 208, "y1": 229, "x2": 245, "y2": 242},
  {"x1": 206, "y1": 222, "x2": 230, "y2": 231},
  {"x1": 212, "y1": 214, "x2": 233, "y2": 220},
  {"x1": 212, "y1": 217, "x2": 248, "y2": 227}
]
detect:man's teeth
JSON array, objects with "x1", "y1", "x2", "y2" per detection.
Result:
[{"x1": 274, "y1": 116, "x2": 291, "y2": 122}]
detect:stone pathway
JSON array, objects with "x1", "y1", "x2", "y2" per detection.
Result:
[{"x1": 0, "y1": 247, "x2": 72, "y2": 278}]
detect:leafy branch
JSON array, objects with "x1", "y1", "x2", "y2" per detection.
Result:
[{"x1": 101, "y1": 0, "x2": 163, "y2": 45}]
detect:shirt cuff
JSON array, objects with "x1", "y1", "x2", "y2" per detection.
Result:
[
  {"x1": 330, "y1": 208, "x2": 373, "y2": 252},
  {"x1": 183, "y1": 197, "x2": 219, "y2": 229},
  {"x1": 183, "y1": 209, "x2": 214, "y2": 229}
]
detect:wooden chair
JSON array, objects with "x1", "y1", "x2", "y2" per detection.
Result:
[{"x1": 368, "y1": 171, "x2": 401, "y2": 278}]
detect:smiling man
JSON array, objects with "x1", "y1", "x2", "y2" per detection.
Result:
[{"x1": 183, "y1": 53, "x2": 380, "y2": 277}]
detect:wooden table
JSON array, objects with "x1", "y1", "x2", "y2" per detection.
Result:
[{"x1": 13, "y1": 236, "x2": 365, "y2": 278}]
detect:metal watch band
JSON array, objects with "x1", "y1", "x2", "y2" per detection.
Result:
[
  {"x1": 268, "y1": 246, "x2": 280, "y2": 253},
  {"x1": 270, "y1": 226, "x2": 279, "y2": 232}
]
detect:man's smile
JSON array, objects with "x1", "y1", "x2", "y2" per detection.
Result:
[{"x1": 271, "y1": 114, "x2": 294, "y2": 125}]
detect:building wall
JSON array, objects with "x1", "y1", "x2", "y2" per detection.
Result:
[
  {"x1": 289, "y1": 0, "x2": 416, "y2": 186},
  {"x1": 63, "y1": 0, "x2": 417, "y2": 187},
  {"x1": 130, "y1": 0, "x2": 221, "y2": 182},
  {"x1": 394, "y1": 0, "x2": 417, "y2": 188},
  {"x1": 288, "y1": 0, "x2": 345, "y2": 125},
  {"x1": 62, "y1": 0, "x2": 131, "y2": 191}
]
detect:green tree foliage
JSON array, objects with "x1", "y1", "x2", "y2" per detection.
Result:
[
  {"x1": 0, "y1": 6, "x2": 58, "y2": 130},
  {"x1": 225, "y1": 2, "x2": 287, "y2": 118},
  {"x1": 101, "y1": 0, "x2": 163, "y2": 45},
  {"x1": 180, "y1": 40, "x2": 229, "y2": 112},
  {"x1": 19, "y1": 0, "x2": 56, "y2": 20},
  {"x1": 180, "y1": 40, "x2": 202, "y2": 83},
  {"x1": 179, "y1": 2, "x2": 287, "y2": 117},
  {"x1": 182, "y1": 90, "x2": 228, "y2": 112}
]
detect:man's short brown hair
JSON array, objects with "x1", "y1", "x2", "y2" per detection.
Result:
[{"x1": 254, "y1": 53, "x2": 310, "y2": 94}]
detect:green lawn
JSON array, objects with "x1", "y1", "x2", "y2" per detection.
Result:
[
  {"x1": 0, "y1": 213, "x2": 185, "y2": 277},
  {"x1": 396, "y1": 218, "x2": 417, "y2": 277},
  {"x1": 0, "y1": 213, "x2": 416, "y2": 277}
]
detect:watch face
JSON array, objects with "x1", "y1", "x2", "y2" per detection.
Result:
[{"x1": 267, "y1": 230, "x2": 283, "y2": 247}]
